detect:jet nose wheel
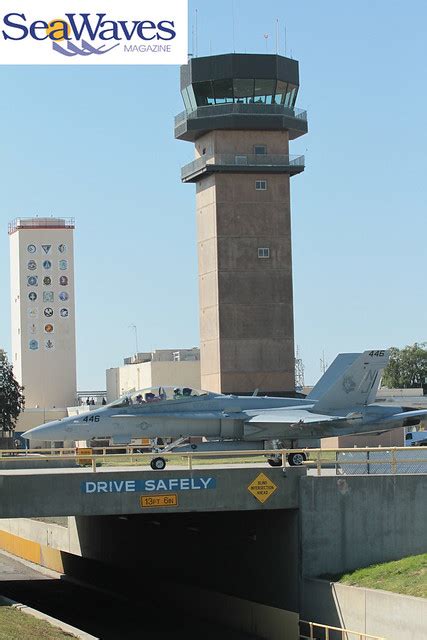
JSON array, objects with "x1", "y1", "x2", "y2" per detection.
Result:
[
  {"x1": 150, "y1": 457, "x2": 166, "y2": 471},
  {"x1": 267, "y1": 457, "x2": 282, "y2": 467},
  {"x1": 287, "y1": 452, "x2": 306, "y2": 467}
]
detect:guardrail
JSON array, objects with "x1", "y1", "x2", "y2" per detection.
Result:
[
  {"x1": 181, "y1": 153, "x2": 305, "y2": 180},
  {"x1": 175, "y1": 102, "x2": 308, "y2": 126},
  {"x1": 300, "y1": 620, "x2": 386, "y2": 639},
  {"x1": 0, "y1": 447, "x2": 426, "y2": 475}
]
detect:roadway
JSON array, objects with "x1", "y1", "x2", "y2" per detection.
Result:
[
  {"x1": 0, "y1": 462, "x2": 336, "y2": 475},
  {"x1": 0, "y1": 551, "x2": 259, "y2": 639}
]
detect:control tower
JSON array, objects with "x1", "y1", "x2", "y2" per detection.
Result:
[{"x1": 175, "y1": 53, "x2": 307, "y2": 396}]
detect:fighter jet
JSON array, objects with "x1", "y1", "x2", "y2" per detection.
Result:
[{"x1": 23, "y1": 350, "x2": 427, "y2": 470}]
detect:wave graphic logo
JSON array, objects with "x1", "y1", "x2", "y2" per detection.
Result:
[
  {"x1": 53, "y1": 39, "x2": 119, "y2": 57},
  {"x1": 46, "y1": 17, "x2": 119, "y2": 57}
]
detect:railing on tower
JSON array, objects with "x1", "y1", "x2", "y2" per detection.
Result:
[
  {"x1": 8, "y1": 218, "x2": 75, "y2": 234},
  {"x1": 175, "y1": 102, "x2": 308, "y2": 127}
]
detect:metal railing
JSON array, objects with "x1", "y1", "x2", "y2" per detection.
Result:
[
  {"x1": 175, "y1": 102, "x2": 308, "y2": 127},
  {"x1": 8, "y1": 217, "x2": 75, "y2": 234},
  {"x1": 181, "y1": 152, "x2": 305, "y2": 179},
  {"x1": 0, "y1": 447, "x2": 426, "y2": 475},
  {"x1": 300, "y1": 620, "x2": 386, "y2": 640}
]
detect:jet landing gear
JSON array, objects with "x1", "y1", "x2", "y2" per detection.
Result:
[
  {"x1": 267, "y1": 457, "x2": 282, "y2": 467},
  {"x1": 150, "y1": 457, "x2": 166, "y2": 471},
  {"x1": 266, "y1": 452, "x2": 307, "y2": 467},
  {"x1": 287, "y1": 452, "x2": 307, "y2": 467}
]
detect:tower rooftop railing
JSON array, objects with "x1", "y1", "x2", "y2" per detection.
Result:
[
  {"x1": 8, "y1": 217, "x2": 75, "y2": 234},
  {"x1": 175, "y1": 102, "x2": 307, "y2": 128},
  {"x1": 181, "y1": 153, "x2": 305, "y2": 183}
]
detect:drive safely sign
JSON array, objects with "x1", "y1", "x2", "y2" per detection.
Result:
[{"x1": 81, "y1": 476, "x2": 216, "y2": 494}]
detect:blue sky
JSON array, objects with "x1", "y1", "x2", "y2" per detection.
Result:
[{"x1": 0, "y1": 0, "x2": 426, "y2": 388}]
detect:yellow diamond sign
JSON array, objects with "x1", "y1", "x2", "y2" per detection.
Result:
[{"x1": 248, "y1": 473, "x2": 277, "y2": 504}]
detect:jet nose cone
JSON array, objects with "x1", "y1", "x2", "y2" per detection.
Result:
[{"x1": 22, "y1": 420, "x2": 62, "y2": 441}]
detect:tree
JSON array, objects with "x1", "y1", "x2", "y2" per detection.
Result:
[
  {"x1": 0, "y1": 351, "x2": 25, "y2": 433},
  {"x1": 382, "y1": 343, "x2": 427, "y2": 389}
]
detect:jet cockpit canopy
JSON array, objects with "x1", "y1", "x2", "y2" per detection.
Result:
[{"x1": 109, "y1": 386, "x2": 209, "y2": 408}]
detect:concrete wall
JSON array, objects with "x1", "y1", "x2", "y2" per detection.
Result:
[
  {"x1": 156, "y1": 580, "x2": 299, "y2": 640},
  {"x1": 301, "y1": 578, "x2": 427, "y2": 640},
  {"x1": 299, "y1": 475, "x2": 427, "y2": 577}
]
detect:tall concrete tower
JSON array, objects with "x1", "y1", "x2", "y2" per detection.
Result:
[
  {"x1": 175, "y1": 54, "x2": 308, "y2": 395},
  {"x1": 9, "y1": 217, "x2": 77, "y2": 408}
]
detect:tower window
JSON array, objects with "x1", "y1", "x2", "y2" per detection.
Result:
[
  {"x1": 255, "y1": 180, "x2": 267, "y2": 190},
  {"x1": 254, "y1": 145, "x2": 267, "y2": 155},
  {"x1": 258, "y1": 248, "x2": 270, "y2": 259}
]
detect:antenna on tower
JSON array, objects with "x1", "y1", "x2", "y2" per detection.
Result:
[
  {"x1": 275, "y1": 18, "x2": 279, "y2": 54},
  {"x1": 195, "y1": 8, "x2": 198, "y2": 57},
  {"x1": 232, "y1": 0, "x2": 236, "y2": 53},
  {"x1": 263, "y1": 33, "x2": 269, "y2": 53},
  {"x1": 284, "y1": 26, "x2": 287, "y2": 56},
  {"x1": 191, "y1": 22, "x2": 195, "y2": 57}
]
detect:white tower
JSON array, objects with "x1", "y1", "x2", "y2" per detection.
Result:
[{"x1": 9, "y1": 217, "x2": 77, "y2": 408}]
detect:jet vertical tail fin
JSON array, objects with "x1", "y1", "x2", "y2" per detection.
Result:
[
  {"x1": 307, "y1": 353, "x2": 360, "y2": 401},
  {"x1": 315, "y1": 350, "x2": 390, "y2": 412}
]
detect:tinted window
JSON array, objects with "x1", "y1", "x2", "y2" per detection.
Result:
[
  {"x1": 284, "y1": 84, "x2": 297, "y2": 107},
  {"x1": 181, "y1": 87, "x2": 192, "y2": 112},
  {"x1": 213, "y1": 79, "x2": 234, "y2": 103},
  {"x1": 193, "y1": 81, "x2": 215, "y2": 106},
  {"x1": 274, "y1": 80, "x2": 287, "y2": 105},
  {"x1": 234, "y1": 78, "x2": 255, "y2": 104},
  {"x1": 254, "y1": 79, "x2": 276, "y2": 104}
]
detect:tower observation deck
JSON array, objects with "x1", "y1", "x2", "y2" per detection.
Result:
[{"x1": 175, "y1": 53, "x2": 308, "y2": 396}]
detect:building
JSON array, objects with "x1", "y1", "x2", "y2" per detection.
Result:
[
  {"x1": 106, "y1": 348, "x2": 201, "y2": 402},
  {"x1": 9, "y1": 217, "x2": 77, "y2": 409},
  {"x1": 175, "y1": 53, "x2": 308, "y2": 395}
]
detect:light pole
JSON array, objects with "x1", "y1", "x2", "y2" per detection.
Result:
[{"x1": 129, "y1": 324, "x2": 139, "y2": 355}]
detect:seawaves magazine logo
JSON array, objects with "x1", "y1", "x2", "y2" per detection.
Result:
[{"x1": 0, "y1": 0, "x2": 188, "y2": 65}]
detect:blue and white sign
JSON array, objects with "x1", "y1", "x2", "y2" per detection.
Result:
[
  {"x1": 81, "y1": 476, "x2": 216, "y2": 494},
  {"x1": 0, "y1": 1, "x2": 188, "y2": 65}
]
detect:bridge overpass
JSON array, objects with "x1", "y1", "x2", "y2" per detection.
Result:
[
  {"x1": 0, "y1": 450, "x2": 426, "y2": 640},
  {"x1": 0, "y1": 465, "x2": 302, "y2": 518}
]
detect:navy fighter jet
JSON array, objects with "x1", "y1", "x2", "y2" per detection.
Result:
[{"x1": 23, "y1": 350, "x2": 427, "y2": 470}]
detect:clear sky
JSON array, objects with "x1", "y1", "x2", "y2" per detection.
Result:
[{"x1": 0, "y1": 0, "x2": 426, "y2": 388}]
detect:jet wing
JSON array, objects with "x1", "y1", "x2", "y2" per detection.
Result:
[
  {"x1": 375, "y1": 409, "x2": 427, "y2": 423},
  {"x1": 245, "y1": 409, "x2": 351, "y2": 425}
]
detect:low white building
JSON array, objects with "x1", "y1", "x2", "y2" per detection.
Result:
[{"x1": 106, "y1": 348, "x2": 201, "y2": 403}]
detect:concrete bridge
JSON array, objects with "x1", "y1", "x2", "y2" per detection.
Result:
[
  {"x1": 0, "y1": 462, "x2": 426, "y2": 640},
  {"x1": 0, "y1": 465, "x2": 302, "y2": 518}
]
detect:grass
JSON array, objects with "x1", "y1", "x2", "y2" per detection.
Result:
[
  {"x1": 329, "y1": 554, "x2": 427, "y2": 598},
  {"x1": 0, "y1": 605, "x2": 77, "y2": 639}
]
